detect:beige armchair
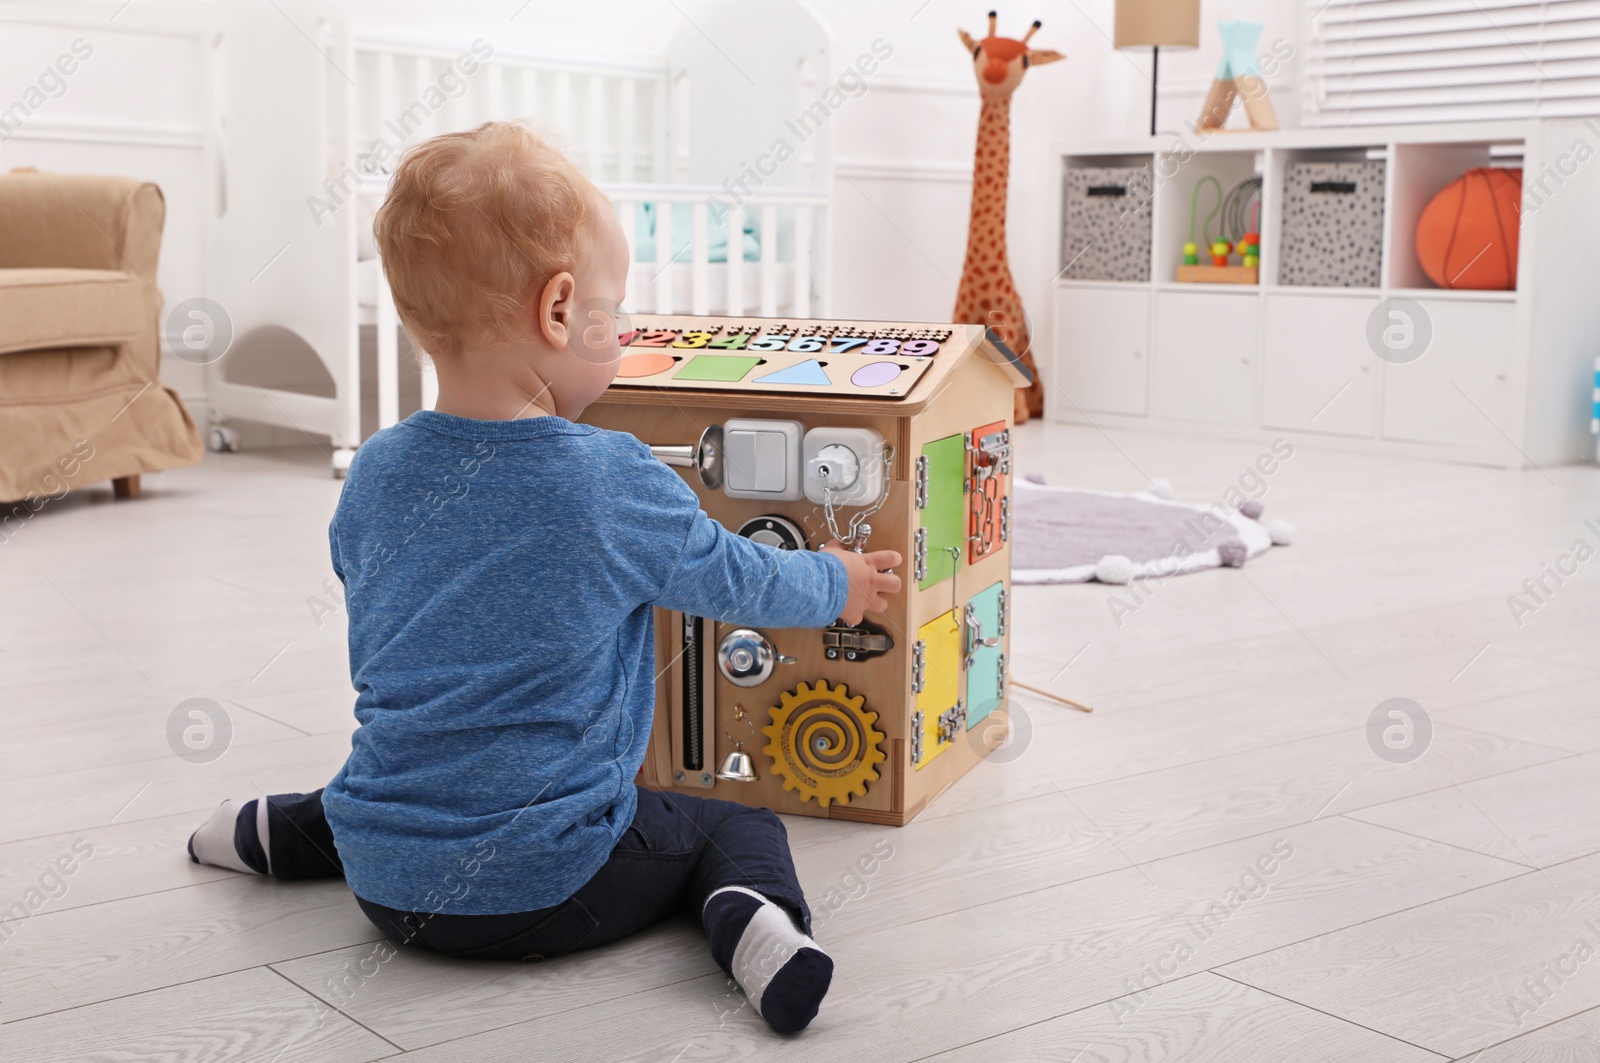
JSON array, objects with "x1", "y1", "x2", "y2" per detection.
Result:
[{"x1": 0, "y1": 168, "x2": 201, "y2": 505}]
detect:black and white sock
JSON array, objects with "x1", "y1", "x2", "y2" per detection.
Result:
[
  {"x1": 186, "y1": 797, "x2": 270, "y2": 875},
  {"x1": 703, "y1": 886, "x2": 833, "y2": 1033}
]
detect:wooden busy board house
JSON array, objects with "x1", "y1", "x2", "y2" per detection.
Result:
[{"x1": 583, "y1": 315, "x2": 1032, "y2": 825}]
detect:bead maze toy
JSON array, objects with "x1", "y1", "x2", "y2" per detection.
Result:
[
  {"x1": 1178, "y1": 175, "x2": 1261, "y2": 284},
  {"x1": 584, "y1": 314, "x2": 1032, "y2": 825}
]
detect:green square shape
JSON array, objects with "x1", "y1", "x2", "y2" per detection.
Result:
[
  {"x1": 918, "y1": 433, "x2": 966, "y2": 590},
  {"x1": 966, "y1": 580, "x2": 1005, "y2": 726},
  {"x1": 674, "y1": 355, "x2": 763, "y2": 382}
]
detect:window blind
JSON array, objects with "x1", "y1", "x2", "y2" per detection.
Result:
[{"x1": 1305, "y1": 0, "x2": 1600, "y2": 125}]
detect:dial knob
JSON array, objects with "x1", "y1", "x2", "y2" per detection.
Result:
[{"x1": 736, "y1": 514, "x2": 808, "y2": 552}]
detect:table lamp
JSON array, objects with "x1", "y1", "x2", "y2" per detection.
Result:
[{"x1": 1114, "y1": 0, "x2": 1201, "y2": 136}]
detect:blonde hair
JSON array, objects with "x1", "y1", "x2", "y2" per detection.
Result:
[{"x1": 374, "y1": 121, "x2": 591, "y2": 358}]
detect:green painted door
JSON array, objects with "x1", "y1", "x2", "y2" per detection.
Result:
[{"x1": 918, "y1": 433, "x2": 966, "y2": 590}]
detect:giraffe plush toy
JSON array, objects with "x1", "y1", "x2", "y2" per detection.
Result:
[{"x1": 954, "y1": 12, "x2": 1062, "y2": 423}]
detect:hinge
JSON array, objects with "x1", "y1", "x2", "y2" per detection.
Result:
[
  {"x1": 998, "y1": 587, "x2": 1008, "y2": 636},
  {"x1": 910, "y1": 710, "x2": 924, "y2": 764},
  {"x1": 938, "y1": 700, "x2": 966, "y2": 743},
  {"x1": 997, "y1": 652, "x2": 1008, "y2": 697},
  {"x1": 911, "y1": 639, "x2": 926, "y2": 694},
  {"x1": 914, "y1": 455, "x2": 929, "y2": 509},
  {"x1": 913, "y1": 527, "x2": 927, "y2": 581},
  {"x1": 1000, "y1": 495, "x2": 1011, "y2": 542}
]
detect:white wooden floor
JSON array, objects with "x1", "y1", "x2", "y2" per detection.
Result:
[{"x1": 3, "y1": 424, "x2": 1598, "y2": 1062}]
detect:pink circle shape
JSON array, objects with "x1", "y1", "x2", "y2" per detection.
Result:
[
  {"x1": 850, "y1": 361, "x2": 902, "y2": 388},
  {"x1": 616, "y1": 353, "x2": 677, "y2": 378}
]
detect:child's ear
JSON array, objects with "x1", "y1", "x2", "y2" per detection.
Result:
[{"x1": 537, "y1": 271, "x2": 577, "y2": 348}]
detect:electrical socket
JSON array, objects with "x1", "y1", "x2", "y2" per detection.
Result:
[{"x1": 802, "y1": 427, "x2": 886, "y2": 505}]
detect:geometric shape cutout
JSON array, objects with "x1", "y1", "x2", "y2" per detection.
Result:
[
  {"x1": 674, "y1": 354, "x2": 763, "y2": 382},
  {"x1": 851, "y1": 361, "x2": 903, "y2": 388},
  {"x1": 617, "y1": 353, "x2": 678, "y2": 378},
  {"x1": 755, "y1": 359, "x2": 832, "y2": 386}
]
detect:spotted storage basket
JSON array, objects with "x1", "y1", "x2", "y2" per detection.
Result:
[
  {"x1": 1060, "y1": 165, "x2": 1153, "y2": 282},
  {"x1": 1279, "y1": 160, "x2": 1386, "y2": 288}
]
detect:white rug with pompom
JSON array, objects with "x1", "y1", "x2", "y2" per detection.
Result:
[{"x1": 1010, "y1": 477, "x2": 1294, "y2": 585}]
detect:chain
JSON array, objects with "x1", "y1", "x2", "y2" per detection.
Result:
[{"x1": 820, "y1": 444, "x2": 895, "y2": 551}]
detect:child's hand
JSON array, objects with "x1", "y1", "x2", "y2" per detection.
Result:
[{"x1": 821, "y1": 543, "x2": 903, "y2": 626}]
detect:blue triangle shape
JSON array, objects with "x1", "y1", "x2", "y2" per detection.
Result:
[{"x1": 755, "y1": 359, "x2": 831, "y2": 386}]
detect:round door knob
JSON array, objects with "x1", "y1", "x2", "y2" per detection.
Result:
[{"x1": 717, "y1": 628, "x2": 796, "y2": 688}]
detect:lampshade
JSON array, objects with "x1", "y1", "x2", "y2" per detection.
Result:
[{"x1": 1113, "y1": 0, "x2": 1201, "y2": 48}]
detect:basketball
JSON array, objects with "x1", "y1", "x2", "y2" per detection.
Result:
[{"x1": 1414, "y1": 167, "x2": 1522, "y2": 290}]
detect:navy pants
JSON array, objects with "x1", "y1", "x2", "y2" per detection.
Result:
[{"x1": 259, "y1": 785, "x2": 809, "y2": 962}]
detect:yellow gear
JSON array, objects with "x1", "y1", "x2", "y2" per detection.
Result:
[{"x1": 762, "y1": 680, "x2": 886, "y2": 807}]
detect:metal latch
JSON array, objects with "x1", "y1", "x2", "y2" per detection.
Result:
[
  {"x1": 910, "y1": 710, "x2": 924, "y2": 764},
  {"x1": 911, "y1": 639, "x2": 926, "y2": 694},
  {"x1": 914, "y1": 454, "x2": 929, "y2": 510},
  {"x1": 938, "y1": 700, "x2": 966, "y2": 743},
  {"x1": 962, "y1": 601, "x2": 1001, "y2": 670},
  {"x1": 913, "y1": 527, "x2": 927, "y2": 581},
  {"x1": 822, "y1": 622, "x2": 894, "y2": 662}
]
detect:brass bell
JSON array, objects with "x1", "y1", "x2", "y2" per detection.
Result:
[{"x1": 715, "y1": 705, "x2": 759, "y2": 783}]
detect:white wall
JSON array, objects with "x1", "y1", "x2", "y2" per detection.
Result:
[{"x1": 1, "y1": 0, "x2": 1301, "y2": 410}]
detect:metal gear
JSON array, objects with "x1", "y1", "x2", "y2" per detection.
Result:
[{"x1": 762, "y1": 680, "x2": 886, "y2": 808}]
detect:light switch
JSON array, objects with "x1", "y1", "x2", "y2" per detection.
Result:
[{"x1": 723, "y1": 418, "x2": 803, "y2": 500}]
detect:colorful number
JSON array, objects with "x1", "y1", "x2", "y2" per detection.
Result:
[
  {"x1": 708, "y1": 333, "x2": 750, "y2": 350},
  {"x1": 830, "y1": 336, "x2": 870, "y2": 354},
  {"x1": 748, "y1": 334, "x2": 792, "y2": 351},
  {"x1": 672, "y1": 331, "x2": 713, "y2": 349},
  {"x1": 631, "y1": 330, "x2": 677, "y2": 348},
  {"x1": 787, "y1": 335, "x2": 825, "y2": 353},
  {"x1": 863, "y1": 338, "x2": 900, "y2": 355},
  {"x1": 901, "y1": 339, "x2": 940, "y2": 357}
]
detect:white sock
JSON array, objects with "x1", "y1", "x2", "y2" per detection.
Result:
[
  {"x1": 703, "y1": 885, "x2": 833, "y2": 1033},
  {"x1": 186, "y1": 798, "x2": 269, "y2": 874}
]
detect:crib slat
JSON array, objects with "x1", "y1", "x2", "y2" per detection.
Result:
[
  {"x1": 421, "y1": 356, "x2": 439, "y2": 412},
  {"x1": 556, "y1": 71, "x2": 574, "y2": 162},
  {"x1": 588, "y1": 74, "x2": 607, "y2": 179},
  {"x1": 617, "y1": 199, "x2": 638, "y2": 313},
  {"x1": 725, "y1": 203, "x2": 744, "y2": 316},
  {"x1": 413, "y1": 55, "x2": 433, "y2": 140},
  {"x1": 618, "y1": 78, "x2": 636, "y2": 182},
  {"x1": 691, "y1": 200, "x2": 709, "y2": 316},
  {"x1": 519, "y1": 66, "x2": 539, "y2": 123},
  {"x1": 652, "y1": 78, "x2": 669, "y2": 182},
  {"x1": 794, "y1": 205, "x2": 812, "y2": 319},
  {"x1": 759, "y1": 204, "x2": 778, "y2": 317},
  {"x1": 485, "y1": 63, "x2": 505, "y2": 122},
  {"x1": 654, "y1": 199, "x2": 674, "y2": 314},
  {"x1": 375, "y1": 51, "x2": 395, "y2": 158},
  {"x1": 376, "y1": 265, "x2": 401, "y2": 430}
]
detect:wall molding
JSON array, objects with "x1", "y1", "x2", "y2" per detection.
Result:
[
  {"x1": 1, "y1": 118, "x2": 206, "y2": 149},
  {"x1": 835, "y1": 157, "x2": 970, "y2": 183},
  {"x1": 868, "y1": 72, "x2": 971, "y2": 97}
]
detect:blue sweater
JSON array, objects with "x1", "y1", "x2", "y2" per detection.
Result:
[{"x1": 321, "y1": 411, "x2": 847, "y2": 915}]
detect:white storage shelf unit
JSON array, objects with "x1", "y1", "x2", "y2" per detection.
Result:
[{"x1": 1047, "y1": 121, "x2": 1600, "y2": 468}]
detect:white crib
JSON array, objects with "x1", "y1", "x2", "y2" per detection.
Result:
[{"x1": 205, "y1": 5, "x2": 831, "y2": 473}]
